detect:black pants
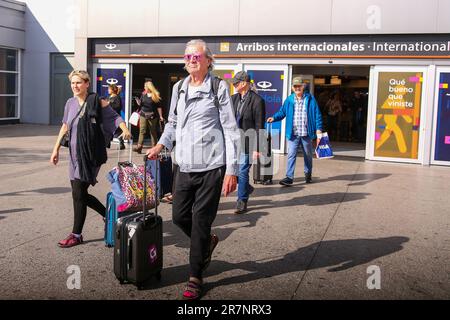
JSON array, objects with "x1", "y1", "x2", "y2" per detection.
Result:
[
  {"x1": 71, "y1": 179, "x2": 105, "y2": 235},
  {"x1": 172, "y1": 166, "x2": 225, "y2": 279}
]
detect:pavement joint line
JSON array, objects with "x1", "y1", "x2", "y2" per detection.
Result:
[{"x1": 290, "y1": 162, "x2": 362, "y2": 300}]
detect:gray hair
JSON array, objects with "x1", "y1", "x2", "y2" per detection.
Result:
[{"x1": 185, "y1": 39, "x2": 215, "y2": 71}]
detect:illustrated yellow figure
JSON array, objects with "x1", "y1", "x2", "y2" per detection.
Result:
[{"x1": 375, "y1": 84, "x2": 413, "y2": 154}]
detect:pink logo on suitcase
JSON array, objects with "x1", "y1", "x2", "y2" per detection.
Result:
[{"x1": 148, "y1": 245, "x2": 157, "y2": 264}]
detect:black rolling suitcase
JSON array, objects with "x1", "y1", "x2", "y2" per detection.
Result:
[
  {"x1": 253, "y1": 122, "x2": 273, "y2": 185},
  {"x1": 114, "y1": 156, "x2": 163, "y2": 290}
]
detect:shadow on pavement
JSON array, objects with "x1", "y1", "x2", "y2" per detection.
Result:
[
  {"x1": 218, "y1": 192, "x2": 371, "y2": 212},
  {"x1": 0, "y1": 208, "x2": 33, "y2": 220},
  {"x1": 246, "y1": 185, "x2": 304, "y2": 198},
  {"x1": 161, "y1": 211, "x2": 270, "y2": 249},
  {"x1": 285, "y1": 173, "x2": 391, "y2": 186},
  {"x1": 0, "y1": 187, "x2": 71, "y2": 197},
  {"x1": 83, "y1": 238, "x2": 105, "y2": 245},
  {"x1": 139, "y1": 236, "x2": 409, "y2": 292},
  {"x1": 321, "y1": 173, "x2": 391, "y2": 186}
]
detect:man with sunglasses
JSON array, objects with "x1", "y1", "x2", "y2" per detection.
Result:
[
  {"x1": 267, "y1": 77, "x2": 322, "y2": 186},
  {"x1": 230, "y1": 71, "x2": 266, "y2": 214},
  {"x1": 146, "y1": 39, "x2": 240, "y2": 300}
]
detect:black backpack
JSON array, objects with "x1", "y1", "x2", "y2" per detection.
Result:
[{"x1": 174, "y1": 76, "x2": 222, "y2": 115}]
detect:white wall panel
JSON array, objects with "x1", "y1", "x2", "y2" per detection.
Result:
[
  {"x1": 239, "y1": 0, "x2": 332, "y2": 35},
  {"x1": 332, "y1": 0, "x2": 440, "y2": 34},
  {"x1": 87, "y1": 0, "x2": 159, "y2": 37},
  {"x1": 159, "y1": 0, "x2": 239, "y2": 36},
  {"x1": 437, "y1": 0, "x2": 450, "y2": 33}
]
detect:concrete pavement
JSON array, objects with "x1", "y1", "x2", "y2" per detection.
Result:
[{"x1": 0, "y1": 124, "x2": 449, "y2": 300}]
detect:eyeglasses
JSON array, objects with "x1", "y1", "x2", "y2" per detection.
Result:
[{"x1": 183, "y1": 53, "x2": 204, "y2": 62}]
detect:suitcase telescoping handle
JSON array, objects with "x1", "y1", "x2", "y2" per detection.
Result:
[
  {"x1": 142, "y1": 155, "x2": 158, "y2": 221},
  {"x1": 117, "y1": 138, "x2": 133, "y2": 164},
  {"x1": 266, "y1": 121, "x2": 272, "y2": 136}
]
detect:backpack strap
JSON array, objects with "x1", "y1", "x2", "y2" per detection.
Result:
[
  {"x1": 211, "y1": 76, "x2": 222, "y2": 108},
  {"x1": 173, "y1": 75, "x2": 222, "y2": 115},
  {"x1": 174, "y1": 78, "x2": 187, "y2": 116}
]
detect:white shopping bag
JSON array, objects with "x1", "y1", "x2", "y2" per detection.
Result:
[{"x1": 129, "y1": 112, "x2": 140, "y2": 127}]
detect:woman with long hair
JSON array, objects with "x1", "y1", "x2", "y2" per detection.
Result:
[{"x1": 133, "y1": 81, "x2": 164, "y2": 154}]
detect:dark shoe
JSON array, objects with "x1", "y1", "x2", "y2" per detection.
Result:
[
  {"x1": 119, "y1": 142, "x2": 126, "y2": 150},
  {"x1": 133, "y1": 144, "x2": 143, "y2": 154},
  {"x1": 279, "y1": 177, "x2": 293, "y2": 186},
  {"x1": 58, "y1": 233, "x2": 83, "y2": 248},
  {"x1": 305, "y1": 173, "x2": 312, "y2": 184},
  {"x1": 202, "y1": 234, "x2": 219, "y2": 273},
  {"x1": 182, "y1": 279, "x2": 203, "y2": 300},
  {"x1": 234, "y1": 200, "x2": 248, "y2": 214}
]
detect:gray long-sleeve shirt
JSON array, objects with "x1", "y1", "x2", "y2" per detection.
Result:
[{"x1": 158, "y1": 73, "x2": 240, "y2": 176}]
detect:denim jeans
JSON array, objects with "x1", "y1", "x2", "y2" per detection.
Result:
[
  {"x1": 237, "y1": 153, "x2": 252, "y2": 202},
  {"x1": 286, "y1": 135, "x2": 313, "y2": 179}
]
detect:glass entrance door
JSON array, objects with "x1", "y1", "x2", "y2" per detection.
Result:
[
  {"x1": 244, "y1": 65, "x2": 289, "y2": 154},
  {"x1": 366, "y1": 66, "x2": 428, "y2": 163},
  {"x1": 93, "y1": 63, "x2": 131, "y2": 125}
]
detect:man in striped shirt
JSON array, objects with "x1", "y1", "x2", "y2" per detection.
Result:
[{"x1": 268, "y1": 77, "x2": 323, "y2": 185}]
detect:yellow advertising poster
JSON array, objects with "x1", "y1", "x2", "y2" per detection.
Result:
[{"x1": 374, "y1": 72, "x2": 423, "y2": 159}]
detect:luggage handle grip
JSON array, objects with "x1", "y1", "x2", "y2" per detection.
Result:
[{"x1": 127, "y1": 238, "x2": 132, "y2": 270}]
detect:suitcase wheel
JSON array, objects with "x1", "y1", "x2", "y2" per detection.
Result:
[
  {"x1": 137, "y1": 284, "x2": 145, "y2": 291},
  {"x1": 155, "y1": 271, "x2": 162, "y2": 281},
  {"x1": 119, "y1": 279, "x2": 124, "y2": 285}
]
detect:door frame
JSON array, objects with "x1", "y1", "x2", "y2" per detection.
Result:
[{"x1": 430, "y1": 66, "x2": 450, "y2": 166}]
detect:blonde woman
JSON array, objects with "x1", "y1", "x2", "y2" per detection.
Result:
[
  {"x1": 133, "y1": 81, "x2": 164, "y2": 153},
  {"x1": 50, "y1": 70, "x2": 131, "y2": 248}
]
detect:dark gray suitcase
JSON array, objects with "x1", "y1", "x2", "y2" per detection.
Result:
[
  {"x1": 113, "y1": 156, "x2": 163, "y2": 290},
  {"x1": 253, "y1": 123, "x2": 273, "y2": 185}
]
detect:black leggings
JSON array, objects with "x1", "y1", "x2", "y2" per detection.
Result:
[{"x1": 71, "y1": 179, "x2": 105, "y2": 234}]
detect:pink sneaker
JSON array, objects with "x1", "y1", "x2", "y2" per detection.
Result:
[{"x1": 58, "y1": 234, "x2": 83, "y2": 248}]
